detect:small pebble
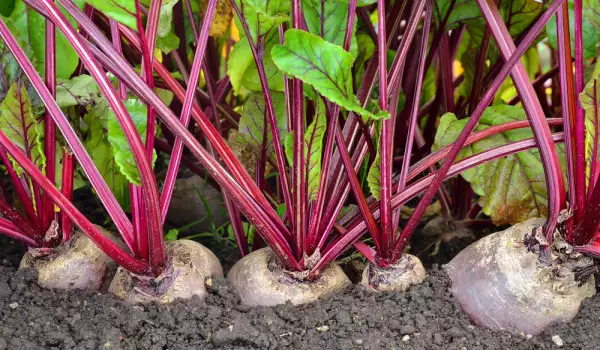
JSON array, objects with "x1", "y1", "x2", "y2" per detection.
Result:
[
  {"x1": 526, "y1": 334, "x2": 533, "y2": 339},
  {"x1": 402, "y1": 335, "x2": 410, "y2": 342},
  {"x1": 354, "y1": 339, "x2": 363, "y2": 345},
  {"x1": 552, "y1": 335, "x2": 563, "y2": 347},
  {"x1": 317, "y1": 325, "x2": 329, "y2": 332},
  {"x1": 8, "y1": 302, "x2": 18, "y2": 309}
]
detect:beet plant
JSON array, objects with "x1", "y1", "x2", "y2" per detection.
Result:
[
  {"x1": 0, "y1": 0, "x2": 227, "y2": 301},
  {"x1": 2, "y1": 0, "x2": 599, "y2": 333},
  {"x1": 338, "y1": 0, "x2": 600, "y2": 335},
  {"x1": 241, "y1": 0, "x2": 599, "y2": 335}
]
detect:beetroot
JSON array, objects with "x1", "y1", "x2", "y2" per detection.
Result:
[
  {"x1": 227, "y1": 248, "x2": 350, "y2": 306},
  {"x1": 445, "y1": 219, "x2": 595, "y2": 335}
]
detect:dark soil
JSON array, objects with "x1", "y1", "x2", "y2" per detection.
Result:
[{"x1": 0, "y1": 235, "x2": 598, "y2": 349}]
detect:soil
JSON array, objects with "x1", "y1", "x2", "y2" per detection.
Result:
[{"x1": 1, "y1": 235, "x2": 598, "y2": 349}]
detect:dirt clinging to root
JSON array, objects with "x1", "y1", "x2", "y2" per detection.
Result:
[{"x1": 0, "y1": 235, "x2": 598, "y2": 349}]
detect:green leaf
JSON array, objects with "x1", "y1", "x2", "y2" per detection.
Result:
[
  {"x1": 272, "y1": 29, "x2": 388, "y2": 121},
  {"x1": 434, "y1": 0, "x2": 481, "y2": 30},
  {"x1": 354, "y1": 33, "x2": 375, "y2": 88},
  {"x1": 165, "y1": 228, "x2": 180, "y2": 241},
  {"x1": 367, "y1": 133, "x2": 382, "y2": 200},
  {"x1": 0, "y1": 0, "x2": 15, "y2": 16},
  {"x1": 547, "y1": 0, "x2": 600, "y2": 59},
  {"x1": 304, "y1": 99, "x2": 326, "y2": 199},
  {"x1": 586, "y1": 0, "x2": 600, "y2": 28},
  {"x1": 432, "y1": 106, "x2": 556, "y2": 226},
  {"x1": 283, "y1": 99, "x2": 327, "y2": 200},
  {"x1": 8, "y1": 0, "x2": 85, "y2": 79},
  {"x1": 227, "y1": 33, "x2": 284, "y2": 94},
  {"x1": 356, "y1": 0, "x2": 376, "y2": 7},
  {"x1": 301, "y1": 0, "x2": 358, "y2": 57},
  {"x1": 233, "y1": 0, "x2": 290, "y2": 42},
  {"x1": 55, "y1": 75, "x2": 102, "y2": 108},
  {"x1": 156, "y1": 88, "x2": 174, "y2": 106},
  {"x1": 581, "y1": 60, "x2": 600, "y2": 186},
  {"x1": 84, "y1": 0, "x2": 137, "y2": 29},
  {"x1": 84, "y1": 103, "x2": 130, "y2": 208},
  {"x1": 238, "y1": 92, "x2": 288, "y2": 156},
  {"x1": 33, "y1": 121, "x2": 65, "y2": 189},
  {"x1": 0, "y1": 83, "x2": 45, "y2": 171},
  {"x1": 156, "y1": 30, "x2": 180, "y2": 54},
  {"x1": 155, "y1": 0, "x2": 179, "y2": 37},
  {"x1": 442, "y1": 0, "x2": 544, "y2": 63},
  {"x1": 106, "y1": 99, "x2": 157, "y2": 186}
]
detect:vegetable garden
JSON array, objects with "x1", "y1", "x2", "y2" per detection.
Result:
[{"x1": 0, "y1": 0, "x2": 599, "y2": 347}]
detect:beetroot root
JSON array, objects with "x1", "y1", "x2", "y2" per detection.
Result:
[
  {"x1": 361, "y1": 254, "x2": 426, "y2": 292},
  {"x1": 109, "y1": 240, "x2": 223, "y2": 303},
  {"x1": 445, "y1": 218, "x2": 595, "y2": 335},
  {"x1": 19, "y1": 228, "x2": 118, "y2": 291},
  {"x1": 227, "y1": 248, "x2": 351, "y2": 306}
]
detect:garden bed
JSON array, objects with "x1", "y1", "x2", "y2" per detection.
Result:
[{"x1": 0, "y1": 234, "x2": 597, "y2": 349}]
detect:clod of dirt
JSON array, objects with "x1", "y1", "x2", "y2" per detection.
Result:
[
  {"x1": 361, "y1": 254, "x2": 426, "y2": 292},
  {"x1": 19, "y1": 229, "x2": 117, "y2": 291},
  {"x1": 445, "y1": 218, "x2": 596, "y2": 335},
  {"x1": 227, "y1": 248, "x2": 351, "y2": 306},
  {"x1": 109, "y1": 240, "x2": 223, "y2": 303}
]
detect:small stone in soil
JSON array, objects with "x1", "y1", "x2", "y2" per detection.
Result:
[
  {"x1": 402, "y1": 335, "x2": 410, "y2": 342},
  {"x1": 317, "y1": 325, "x2": 330, "y2": 332},
  {"x1": 552, "y1": 335, "x2": 564, "y2": 347},
  {"x1": 8, "y1": 302, "x2": 18, "y2": 309}
]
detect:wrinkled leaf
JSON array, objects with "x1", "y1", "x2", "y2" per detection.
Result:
[
  {"x1": 34, "y1": 122, "x2": 65, "y2": 189},
  {"x1": 200, "y1": 0, "x2": 233, "y2": 36},
  {"x1": 366, "y1": 133, "x2": 382, "y2": 200},
  {"x1": 586, "y1": 0, "x2": 600, "y2": 28},
  {"x1": 238, "y1": 92, "x2": 288, "y2": 157},
  {"x1": 56, "y1": 75, "x2": 102, "y2": 108},
  {"x1": 581, "y1": 60, "x2": 600, "y2": 185},
  {"x1": 84, "y1": 103, "x2": 130, "y2": 207},
  {"x1": 433, "y1": 106, "x2": 554, "y2": 225},
  {"x1": 0, "y1": 83, "x2": 45, "y2": 170},
  {"x1": 106, "y1": 99, "x2": 157, "y2": 186},
  {"x1": 272, "y1": 30, "x2": 388, "y2": 121},
  {"x1": 442, "y1": 0, "x2": 544, "y2": 63},
  {"x1": 233, "y1": 0, "x2": 290, "y2": 42},
  {"x1": 155, "y1": 0, "x2": 179, "y2": 37},
  {"x1": 227, "y1": 33, "x2": 284, "y2": 94},
  {"x1": 547, "y1": 0, "x2": 600, "y2": 59},
  {"x1": 304, "y1": 99, "x2": 326, "y2": 199},
  {"x1": 283, "y1": 99, "x2": 327, "y2": 200},
  {"x1": 302, "y1": 0, "x2": 358, "y2": 57}
]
